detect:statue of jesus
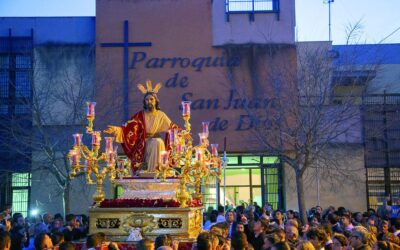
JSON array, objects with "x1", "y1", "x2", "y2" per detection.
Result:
[{"x1": 105, "y1": 81, "x2": 176, "y2": 174}]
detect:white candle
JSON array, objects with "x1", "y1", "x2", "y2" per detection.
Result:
[
  {"x1": 86, "y1": 102, "x2": 96, "y2": 117},
  {"x1": 211, "y1": 144, "x2": 218, "y2": 157},
  {"x1": 181, "y1": 101, "x2": 191, "y2": 116}
]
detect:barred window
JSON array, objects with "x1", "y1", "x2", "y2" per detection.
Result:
[
  {"x1": 0, "y1": 55, "x2": 9, "y2": 69},
  {"x1": 16, "y1": 55, "x2": 32, "y2": 69},
  {"x1": 12, "y1": 173, "x2": 31, "y2": 218},
  {"x1": 0, "y1": 71, "x2": 9, "y2": 97},
  {"x1": 15, "y1": 71, "x2": 31, "y2": 97},
  {"x1": 226, "y1": 0, "x2": 277, "y2": 12}
]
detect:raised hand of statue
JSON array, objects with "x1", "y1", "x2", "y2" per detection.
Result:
[{"x1": 104, "y1": 125, "x2": 124, "y2": 143}]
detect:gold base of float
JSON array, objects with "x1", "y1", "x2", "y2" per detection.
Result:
[{"x1": 89, "y1": 206, "x2": 203, "y2": 241}]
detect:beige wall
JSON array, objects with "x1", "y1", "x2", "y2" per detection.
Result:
[{"x1": 284, "y1": 145, "x2": 367, "y2": 212}]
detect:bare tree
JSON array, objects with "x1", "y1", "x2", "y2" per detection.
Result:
[
  {"x1": 223, "y1": 25, "x2": 379, "y2": 222},
  {"x1": 0, "y1": 45, "x2": 96, "y2": 215}
]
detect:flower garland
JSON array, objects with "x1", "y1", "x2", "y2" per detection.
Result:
[{"x1": 99, "y1": 198, "x2": 202, "y2": 208}]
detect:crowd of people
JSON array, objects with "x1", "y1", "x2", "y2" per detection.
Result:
[
  {"x1": 199, "y1": 203, "x2": 400, "y2": 250},
  {"x1": 0, "y1": 203, "x2": 399, "y2": 250}
]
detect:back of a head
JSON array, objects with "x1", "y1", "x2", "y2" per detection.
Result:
[
  {"x1": 328, "y1": 213, "x2": 339, "y2": 225},
  {"x1": 352, "y1": 226, "x2": 370, "y2": 245},
  {"x1": 0, "y1": 231, "x2": 11, "y2": 250},
  {"x1": 217, "y1": 205, "x2": 224, "y2": 214},
  {"x1": 297, "y1": 241, "x2": 316, "y2": 250},
  {"x1": 197, "y1": 232, "x2": 212, "y2": 250},
  {"x1": 231, "y1": 232, "x2": 248, "y2": 250},
  {"x1": 138, "y1": 238, "x2": 155, "y2": 250},
  {"x1": 50, "y1": 232, "x2": 64, "y2": 246},
  {"x1": 154, "y1": 234, "x2": 172, "y2": 250},
  {"x1": 65, "y1": 214, "x2": 75, "y2": 224},
  {"x1": 34, "y1": 233, "x2": 48, "y2": 250},
  {"x1": 59, "y1": 242, "x2": 75, "y2": 250},
  {"x1": 273, "y1": 241, "x2": 291, "y2": 250},
  {"x1": 156, "y1": 246, "x2": 173, "y2": 250},
  {"x1": 86, "y1": 233, "x2": 102, "y2": 249}
]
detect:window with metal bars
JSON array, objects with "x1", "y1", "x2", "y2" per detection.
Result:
[
  {"x1": 225, "y1": 0, "x2": 278, "y2": 13},
  {"x1": 363, "y1": 94, "x2": 400, "y2": 210},
  {"x1": 11, "y1": 173, "x2": 31, "y2": 218}
]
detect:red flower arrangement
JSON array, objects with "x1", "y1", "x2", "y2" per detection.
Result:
[{"x1": 99, "y1": 198, "x2": 203, "y2": 208}]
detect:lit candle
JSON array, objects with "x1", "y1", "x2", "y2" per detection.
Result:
[
  {"x1": 105, "y1": 137, "x2": 114, "y2": 153},
  {"x1": 195, "y1": 148, "x2": 203, "y2": 162},
  {"x1": 161, "y1": 151, "x2": 168, "y2": 165},
  {"x1": 181, "y1": 101, "x2": 191, "y2": 116},
  {"x1": 91, "y1": 131, "x2": 100, "y2": 146},
  {"x1": 86, "y1": 102, "x2": 96, "y2": 117},
  {"x1": 202, "y1": 121, "x2": 209, "y2": 136},
  {"x1": 73, "y1": 134, "x2": 82, "y2": 146},
  {"x1": 176, "y1": 143, "x2": 182, "y2": 154},
  {"x1": 211, "y1": 144, "x2": 218, "y2": 157},
  {"x1": 168, "y1": 129, "x2": 176, "y2": 145},
  {"x1": 107, "y1": 152, "x2": 114, "y2": 164},
  {"x1": 199, "y1": 133, "x2": 207, "y2": 145},
  {"x1": 69, "y1": 150, "x2": 76, "y2": 165},
  {"x1": 118, "y1": 159, "x2": 125, "y2": 171}
]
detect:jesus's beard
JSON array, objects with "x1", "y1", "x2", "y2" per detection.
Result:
[{"x1": 146, "y1": 104, "x2": 155, "y2": 111}]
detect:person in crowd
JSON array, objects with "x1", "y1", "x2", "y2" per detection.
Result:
[
  {"x1": 86, "y1": 233, "x2": 103, "y2": 250},
  {"x1": 328, "y1": 213, "x2": 343, "y2": 234},
  {"x1": 248, "y1": 219, "x2": 268, "y2": 250},
  {"x1": 340, "y1": 212, "x2": 354, "y2": 234},
  {"x1": 58, "y1": 242, "x2": 75, "y2": 250},
  {"x1": 33, "y1": 233, "x2": 53, "y2": 250},
  {"x1": 0, "y1": 231, "x2": 11, "y2": 250},
  {"x1": 263, "y1": 233, "x2": 280, "y2": 250},
  {"x1": 392, "y1": 218, "x2": 400, "y2": 237},
  {"x1": 322, "y1": 223, "x2": 333, "y2": 250},
  {"x1": 332, "y1": 233, "x2": 347, "y2": 250},
  {"x1": 285, "y1": 224, "x2": 299, "y2": 249},
  {"x1": 231, "y1": 232, "x2": 249, "y2": 250},
  {"x1": 297, "y1": 241, "x2": 316, "y2": 250},
  {"x1": 377, "y1": 220, "x2": 400, "y2": 246},
  {"x1": 42, "y1": 214, "x2": 52, "y2": 233},
  {"x1": 349, "y1": 226, "x2": 371, "y2": 250},
  {"x1": 273, "y1": 229, "x2": 286, "y2": 243},
  {"x1": 271, "y1": 241, "x2": 290, "y2": 250},
  {"x1": 50, "y1": 232, "x2": 64, "y2": 248},
  {"x1": 217, "y1": 206, "x2": 226, "y2": 223},
  {"x1": 138, "y1": 238, "x2": 155, "y2": 250},
  {"x1": 204, "y1": 211, "x2": 218, "y2": 230},
  {"x1": 50, "y1": 219, "x2": 63, "y2": 234},
  {"x1": 307, "y1": 227, "x2": 327, "y2": 250},
  {"x1": 272, "y1": 211, "x2": 285, "y2": 230},
  {"x1": 226, "y1": 211, "x2": 237, "y2": 238},
  {"x1": 62, "y1": 214, "x2": 81, "y2": 241},
  {"x1": 155, "y1": 234, "x2": 178, "y2": 250}
]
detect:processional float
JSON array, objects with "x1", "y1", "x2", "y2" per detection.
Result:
[{"x1": 68, "y1": 87, "x2": 224, "y2": 241}]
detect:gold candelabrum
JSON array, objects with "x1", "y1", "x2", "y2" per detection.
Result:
[
  {"x1": 156, "y1": 101, "x2": 223, "y2": 208},
  {"x1": 68, "y1": 102, "x2": 127, "y2": 206}
]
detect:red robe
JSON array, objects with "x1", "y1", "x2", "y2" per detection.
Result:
[{"x1": 120, "y1": 111, "x2": 173, "y2": 173}]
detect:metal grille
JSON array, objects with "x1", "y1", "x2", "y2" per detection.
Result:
[
  {"x1": 363, "y1": 94, "x2": 400, "y2": 168},
  {"x1": 15, "y1": 71, "x2": 31, "y2": 98},
  {"x1": 0, "y1": 71, "x2": 8, "y2": 97},
  {"x1": 264, "y1": 167, "x2": 279, "y2": 210},
  {"x1": 11, "y1": 173, "x2": 31, "y2": 218},
  {"x1": 226, "y1": 0, "x2": 277, "y2": 12},
  {"x1": 363, "y1": 94, "x2": 400, "y2": 209}
]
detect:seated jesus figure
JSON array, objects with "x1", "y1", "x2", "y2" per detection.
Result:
[{"x1": 105, "y1": 81, "x2": 176, "y2": 174}]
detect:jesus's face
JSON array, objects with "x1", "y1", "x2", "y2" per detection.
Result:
[{"x1": 144, "y1": 94, "x2": 157, "y2": 111}]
